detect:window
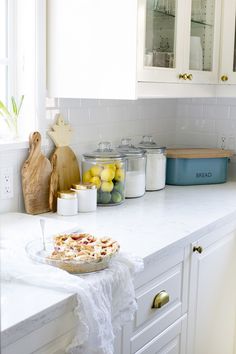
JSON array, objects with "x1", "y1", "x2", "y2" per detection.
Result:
[
  {"x1": 0, "y1": 0, "x2": 16, "y2": 104},
  {"x1": 0, "y1": 0, "x2": 44, "y2": 142}
]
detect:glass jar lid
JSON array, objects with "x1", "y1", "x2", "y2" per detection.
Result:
[
  {"x1": 117, "y1": 138, "x2": 146, "y2": 157},
  {"x1": 71, "y1": 183, "x2": 96, "y2": 190},
  {"x1": 138, "y1": 135, "x2": 166, "y2": 153},
  {"x1": 57, "y1": 190, "x2": 77, "y2": 199},
  {"x1": 83, "y1": 141, "x2": 125, "y2": 160}
]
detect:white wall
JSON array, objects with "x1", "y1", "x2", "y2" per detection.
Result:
[
  {"x1": 0, "y1": 97, "x2": 235, "y2": 214},
  {"x1": 0, "y1": 98, "x2": 177, "y2": 214}
]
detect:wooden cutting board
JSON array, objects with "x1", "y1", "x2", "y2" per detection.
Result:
[
  {"x1": 21, "y1": 132, "x2": 52, "y2": 214},
  {"x1": 48, "y1": 115, "x2": 80, "y2": 211}
]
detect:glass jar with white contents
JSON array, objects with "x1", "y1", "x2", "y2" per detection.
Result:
[
  {"x1": 117, "y1": 138, "x2": 146, "y2": 198},
  {"x1": 138, "y1": 136, "x2": 166, "y2": 191}
]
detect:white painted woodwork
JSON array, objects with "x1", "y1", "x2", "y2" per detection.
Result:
[
  {"x1": 47, "y1": 0, "x2": 138, "y2": 100},
  {"x1": 187, "y1": 230, "x2": 236, "y2": 354},
  {"x1": 219, "y1": 0, "x2": 236, "y2": 84}
]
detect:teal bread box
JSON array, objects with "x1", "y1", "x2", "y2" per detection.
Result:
[{"x1": 166, "y1": 149, "x2": 233, "y2": 185}]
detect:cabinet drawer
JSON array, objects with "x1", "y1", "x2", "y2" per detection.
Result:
[
  {"x1": 131, "y1": 264, "x2": 184, "y2": 352},
  {"x1": 136, "y1": 264, "x2": 182, "y2": 327},
  {"x1": 134, "y1": 315, "x2": 187, "y2": 354}
]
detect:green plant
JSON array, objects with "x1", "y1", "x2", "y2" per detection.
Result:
[{"x1": 0, "y1": 95, "x2": 24, "y2": 137}]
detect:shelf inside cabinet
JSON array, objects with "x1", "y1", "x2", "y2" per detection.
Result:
[{"x1": 154, "y1": 10, "x2": 213, "y2": 27}]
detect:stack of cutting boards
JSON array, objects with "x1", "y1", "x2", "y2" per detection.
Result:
[{"x1": 21, "y1": 115, "x2": 81, "y2": 214}]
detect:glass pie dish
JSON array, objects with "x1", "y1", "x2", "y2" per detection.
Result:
[{"x1": 25, "y1": 233, "x2": 120, "y2": 274}]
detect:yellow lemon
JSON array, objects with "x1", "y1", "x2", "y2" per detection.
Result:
[
  {"x1": 101, "y1": 181, "x2": 114, "y2": 192},
  {"x1": 90, "y1": 165, "x2": 102, "y2": 177},
  {"x1": 115, "y1": 169, "x2": 125, "y2": 182},
  {"x1": 101, "y1": 168, "x2": 115, "y2": 182},
  {"x1": 115, "y1": 162, "x2": 123, "y2": 169},
  {"x1": 89, "y1": 176, "x2": 101, "y2": 189},
  {"x1": 83, "y1": 170, "x2": 92, "y2": 183},
  {"x1": 103, "y1": 163, "x2": 116, "y2": 171}
]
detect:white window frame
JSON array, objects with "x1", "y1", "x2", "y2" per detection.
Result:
[{"x1": 0, "y1": 0, "x2": 46, "y2": 146}]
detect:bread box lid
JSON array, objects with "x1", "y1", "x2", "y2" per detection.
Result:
[{"x1": 166, "y1": 148, "x2": 234, "y2": 159}]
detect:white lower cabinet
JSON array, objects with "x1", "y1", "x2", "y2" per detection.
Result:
[
  {"x1": 116, "y1": 224, "x2": 236, "y2": 354},
  {"x1": 187, "y1": 228, "x2": 236, "y2": 354}
]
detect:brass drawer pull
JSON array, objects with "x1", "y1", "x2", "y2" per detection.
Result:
[
  {"x1": 221, "y1": 75, "x2": 228, "y2": 82},
  {"x1": 193, "y1": 246, "x2": 203, "y2": 254},
  {"x1": 152, "y1": 290, "x2": 170, "y2": 309}
]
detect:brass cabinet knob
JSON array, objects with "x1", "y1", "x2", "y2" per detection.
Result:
[
  {"x1": 152, "y1": 290, "x2": 170, "y2": 309},
  {"x1": 193, "y1": 246, "x2": 203, "y2": 254},
  {"x1": 179, "y1": 73, "x2": 188, "y2": 80},
  {"x1": 221, "y1": 75, "x2": 228, "y2": 82},
  {"x1": 187, "y1": 74, "x2": 193, "y2": 80}
]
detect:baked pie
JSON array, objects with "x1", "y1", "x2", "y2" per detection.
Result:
[{"x1": 47, "y1": 233, "x2": 120, "y2": 273}]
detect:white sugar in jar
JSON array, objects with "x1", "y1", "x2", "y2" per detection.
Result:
[
  {"x1": 71, "y1": 183, "x2": 97, "y2": 212},
  {"x1": 57, "y1": 191, "x2": 78, "y2": 216}
]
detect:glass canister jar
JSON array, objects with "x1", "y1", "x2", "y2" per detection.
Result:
[
  {"x1": 82, "y1": 142, "x2": 126, "y2": 206},
  {"x1": 117, "y1": 138, "x2": 146, "y2": 198},
  {"x1": 138, "y1": 135, "x2": 166, "y2": 191}
]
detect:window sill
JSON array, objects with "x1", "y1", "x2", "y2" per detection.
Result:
[{"x1": 0, "y1": 138, "x2": 30, "y2": 152}]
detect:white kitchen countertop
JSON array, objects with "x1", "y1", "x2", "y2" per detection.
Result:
[{"x1": 1, "y1": 182, "x2": 236, "y2": 348}]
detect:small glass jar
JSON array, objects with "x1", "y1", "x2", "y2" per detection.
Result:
[
  {"x1": 138, "y1": 136, "x2": 166, "y2": 191},
  {"x1": 71, "y1": 183, "x2": 97, "y2": 212},
  {"x1": 57, "y1": 190, "x2": 78, "y2": 216},
  {"x1": 117, "y1": 138, "x2": 146, "y2": 198},
  {"x1": 82, "y1": 142, "x2": 126, "y2": 206}
]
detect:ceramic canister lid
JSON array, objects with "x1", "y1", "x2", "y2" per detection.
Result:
[
  {"x1": 83, "y1": 141, "x2": 125, "y2": 160},
  {"x1": 117, "y1": 138, "x2": 146, "y2": 157},
  {"x1": 138, "y1": 135, "x2": 166, "y2": 154}
]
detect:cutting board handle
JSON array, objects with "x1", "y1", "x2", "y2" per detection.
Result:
[{"x1": 28, "y1": 131, "x2": 42, "y2": 158}]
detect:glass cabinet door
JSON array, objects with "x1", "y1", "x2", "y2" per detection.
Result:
[
  {"x1": 233, "y1": 16, "x2": 236, "y2": 73},
  {"x1": 145, "y1": 0, "x2": 177, "y2": 69},
  {"x1": 189, "y1": 0, "x2": 216, "y2": 72},
  {"x1": 137, "y1": 0, "x2": 185, "y2": 82},
  {"x1": 219, "y1": 0, "x2": 236, "y2": 84}
]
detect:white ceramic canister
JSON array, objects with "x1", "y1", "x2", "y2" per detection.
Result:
[
  {"x1": 71, "y1": 183, "x2": 97, "y2": 212},
  {"x1": 57, "y1": 190, "x2": 78, "y2": 216},
  {"x1": 138, "y1": 136, "x2": 166, "y2": 191},
  {"x1": 117, "y1": 138, "x2": 146, "y2": 198}
]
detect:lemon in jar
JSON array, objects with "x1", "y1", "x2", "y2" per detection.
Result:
[
  {"x1": 115, "y1": 168, "x2": 125, "y2": 182},
  {"x1": 101, "y1": 181, "x2": 114, "y2": 192},
  {"x1": 101, "y1": 168, "x2": 115, "y2": 182},
  {"x1": 83, "y1": 170, "x2": 92, "y2": 183},
  {"x1": 111, "y1": 190, "x2": 122, "y2": 204},
  {"x1": 103, "y1": 163, "x2": 116, "y2": 171},
  {"x1": 90, "y1": 165, "x2": 102, "y2": 177},
  {"x1": 100, "y1": 192, "x2": 112, "y2": 204},
  {"x1": 90, "y1": 176, "x2": 101, "y2": 189}
]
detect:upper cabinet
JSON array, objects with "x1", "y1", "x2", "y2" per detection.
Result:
[
  {"x1": 47, "y1": 0, "x2": 236, "y2": 99},
  {"x1": 219, "y1": 0, "x2": 236, "y2": 84},
  {"x1": 137, "y1": 0, "x2": 221, "y2": 84},
  {"x1": 47, "y1": 0, "x2": 138, "y2": 100}
]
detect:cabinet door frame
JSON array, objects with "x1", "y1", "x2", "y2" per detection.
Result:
[
  {"x1": 181, "y1": 0, "x2": 222, "y2": 84},
  {"x1": 219, "y1": 0, "x2": 236, "y2": 84},
  {"x1": 187, "y1": 228, "x2": 236, "y2": 354},
  {"x1": 137, "y1": 0, "x2": 186, "y2": 83}
]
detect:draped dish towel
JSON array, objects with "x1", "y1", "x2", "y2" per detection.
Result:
[{"x1": 1, "y1": 220, "x2": 144, "y2": 354}]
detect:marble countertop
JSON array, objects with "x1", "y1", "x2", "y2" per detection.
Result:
[{"x1": 2, "y1": 182, "x2": 236, "y2": 347}]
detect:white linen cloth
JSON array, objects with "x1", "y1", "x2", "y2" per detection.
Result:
[{"x1": 0, "y1": 216, "x2": 144, "y2": 354}]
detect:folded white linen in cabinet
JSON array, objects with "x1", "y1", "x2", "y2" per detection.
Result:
[{"x1": 1, "y1": 236, "x2": 143, "y2": 354}]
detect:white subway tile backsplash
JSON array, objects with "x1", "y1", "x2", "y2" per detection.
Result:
[{"x1": 1, "y1": 96, "x2": 236, "y2": 214}]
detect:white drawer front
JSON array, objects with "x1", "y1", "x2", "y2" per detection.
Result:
[
  {"x1": 135, "y1": 315, "x2": 187, "y2": 354},
  {"x1": 136, "y1": 264, "x2": 182, "y2": 328}
]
